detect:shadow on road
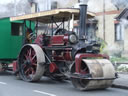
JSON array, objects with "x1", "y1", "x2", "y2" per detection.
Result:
[
  {"x1": 35, "y1": 77, "x2": 70, "y2": 85},
  {"x1": 0, "y1": 71, "x2": 12, "y2": 76}
]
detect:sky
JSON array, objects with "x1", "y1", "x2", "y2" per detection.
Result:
[
  {"x1": 0, "y1": 0, "x2": 31, "y2": 18},
  {"x1": 0, "y1": 0, "x2": 23, "y2": 4},
  {"x1": 0, "y1": 0, "x2": 14, "y2": 4},
  {"x1": 0, "y1": 0, "x2": 128, "y2": 18}
]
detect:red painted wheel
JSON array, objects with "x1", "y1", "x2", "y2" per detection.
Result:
[
  {"x1": 70, "y1": 61, "x2": 90, "y2": 90},
  {"x1": 18, "y1": 44, "x2": 45, "y2": 82}
]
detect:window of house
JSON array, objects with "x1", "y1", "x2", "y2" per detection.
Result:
[
  {"x1": 86, "y1": 23, "x2": 97, "y2": 40},
  {"x1": 11, "y1": 23, "x2": 23, "y2": 36},
  {"x1": 73, "y1": 23, "x2": 96, "y2": 40},
  {"x1": 115, "y1": 23, "x2": 124, "y2": 41}
]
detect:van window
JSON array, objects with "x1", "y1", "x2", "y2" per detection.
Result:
[{"x1": 11, "y1": 23, "x2": 23, "y2": 36}]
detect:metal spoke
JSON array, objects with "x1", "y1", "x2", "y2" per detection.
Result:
[
  {"x1": 21, "y1": 63, "x2": 26, "y2": 69},
  {"x1": 32, "y1": 55, "x2": 36, "y2": 61},
  {"x1": 25, "y1": 68, "x2": 31, "y2": 75},
  {"x1": 29, "y1": 48, "x2": 32, "y2": 58}
]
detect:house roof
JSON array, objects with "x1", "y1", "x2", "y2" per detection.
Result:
[
  {"x1": 10, "y1": 8, "x2": 95, "y2": 23},
  {"x1": 115, "y1": 8, "x2": 128, "y2": 20}
]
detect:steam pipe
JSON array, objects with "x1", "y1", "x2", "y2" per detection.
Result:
[{"x1": 79, "y1": 4, "x2": 87, "y2": 41}]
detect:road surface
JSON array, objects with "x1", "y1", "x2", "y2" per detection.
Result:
[{"x1": 0, "y1": 72, "x2": 128, "y2": 96}]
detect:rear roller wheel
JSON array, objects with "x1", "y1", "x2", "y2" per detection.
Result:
[
  {"x1": 18, "y1": 44, "x2": 45, "y2": 82},
  {"x1": 71, "y1": 59, "x2": 115, "y2": 90}
]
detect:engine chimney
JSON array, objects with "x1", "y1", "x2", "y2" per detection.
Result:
[{"x1": 79, "y1": 4, "x2": 87, "y2": 41}]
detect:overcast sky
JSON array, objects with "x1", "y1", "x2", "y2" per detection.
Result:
[
  {"x1": 0, "y1": 0, "x2": 13, "y2": 4},
  {"x1": 0, "y1": 0, "x2": 128, "y2": 18},
  {"x1": 0, "y1": 0, "x2": 22, "y2": 4}
]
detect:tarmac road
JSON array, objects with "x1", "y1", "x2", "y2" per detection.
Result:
[{"x1": 0, "y1": 72, "x2": 128, "y2": 96}]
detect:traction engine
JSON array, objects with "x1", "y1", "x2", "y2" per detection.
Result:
[{"x1": 14, "y1": 5, "x2": 116, "y2": 90}]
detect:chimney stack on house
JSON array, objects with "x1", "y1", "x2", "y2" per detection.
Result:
[{"x1": 28, "y1": 0, "x2": 38, "y2": 13}]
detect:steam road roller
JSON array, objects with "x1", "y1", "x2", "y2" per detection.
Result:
[{"x1": 10, "y1": 4, "x2": 116, "y2": 90}]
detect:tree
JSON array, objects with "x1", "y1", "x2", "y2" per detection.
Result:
[{"x1": 112, "y1": 0, "x2": 128, "y2": 10}]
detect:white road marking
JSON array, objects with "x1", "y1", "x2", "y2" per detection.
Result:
[
  {"x1": 0, "y1": 82, "x2": 7, "y2": 85},
  {"x1": 33, "y1": 90, "x2": 56, "y2": 96}
]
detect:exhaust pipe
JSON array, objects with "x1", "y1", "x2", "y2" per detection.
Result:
[{"x1": 79, "y1": 4, "x2": 87, "y2": 41}]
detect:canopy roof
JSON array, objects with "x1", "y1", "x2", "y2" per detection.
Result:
[{"x1": 10, "y1": 8, "x2": 95, "y2": 23}]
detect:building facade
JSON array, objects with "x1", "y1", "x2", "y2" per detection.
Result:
[
  {"x1": 84, "y1": 0, "x2": 127, "y2": 57},
  {"x1": 1, "y1": 0, "x2": 128, "y2": 57}
]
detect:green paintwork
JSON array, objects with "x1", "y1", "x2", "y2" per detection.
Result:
[{"x1": 0, "y1": 18, "x2": 35, "y2": 60}]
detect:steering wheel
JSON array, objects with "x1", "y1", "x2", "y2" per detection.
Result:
[{"x1": 54, "y1": 29, "x2": 67, "y2": 35}]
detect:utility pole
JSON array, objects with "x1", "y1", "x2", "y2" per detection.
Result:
[{"x1": 103, "y1": 0, "x2": 106, "y2": 41}]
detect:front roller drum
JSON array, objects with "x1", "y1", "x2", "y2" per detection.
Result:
[
  {"x1": 71, "y1": 59, "x2": 116, "y2": 90},
  {"x1": 18, "y1": 44, "x2": 45, "y2": 82}
]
